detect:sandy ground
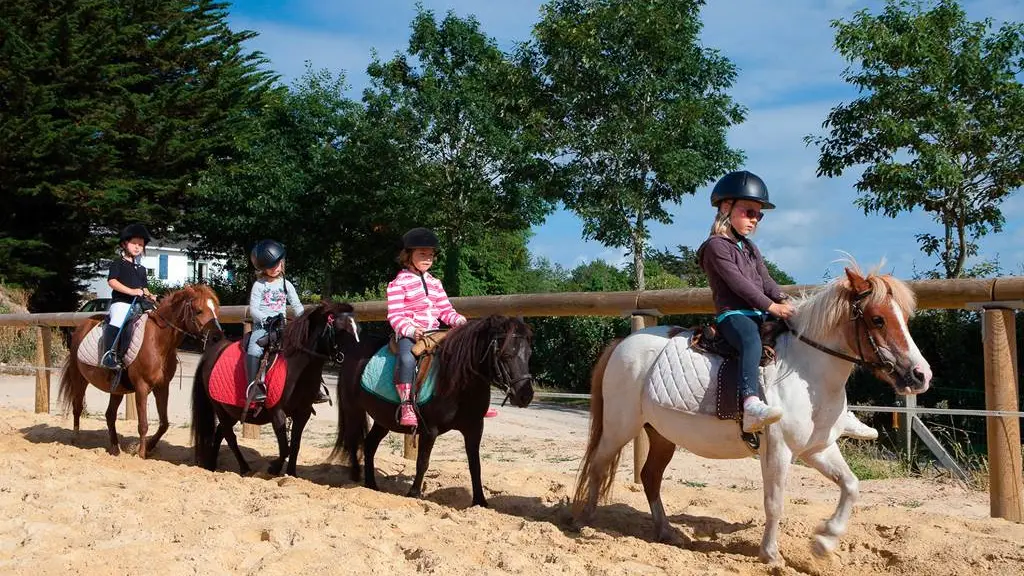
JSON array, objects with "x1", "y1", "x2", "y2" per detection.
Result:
[{"x1": 0, "y1": 353, "x2": 1022, "y2": 575}]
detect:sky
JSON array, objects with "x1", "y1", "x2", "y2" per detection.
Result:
[{"x1": 225, "y1": 0, "x2": 1024, "y2": 284}]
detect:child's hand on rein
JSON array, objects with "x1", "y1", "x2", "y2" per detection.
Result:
[{"x1": 769, "y1": 301, "x2": 795, "y2": 320}]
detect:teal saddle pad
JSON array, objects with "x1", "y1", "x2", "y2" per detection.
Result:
[{"x1": 359, "y1": 344, "x2": 437, "y2": 406}]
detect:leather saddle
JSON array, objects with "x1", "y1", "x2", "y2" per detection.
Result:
[
  {"x1": 683, "y1": 318, "x2": 790, "y2": 367},
  {"x1": 387, "y1": 329, "x2": 449, "y2": 393},
  {"x1": 244, "y1": 314, "x2": 286, "y2": 372}
]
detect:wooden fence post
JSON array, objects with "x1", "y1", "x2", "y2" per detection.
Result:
[
  {"x1": 124, "y1": 393, "x2": 138, "y2": 420},
  {"x1": 404, "y1": 433, "x2": 418, "y2": 460},
  {"x1": 982, "y1": 306, "x2": 1023, "y2": 522},
  {"x1": 631, "y1": 311, "x2": 659, "y2": 484},
  {"x1": 34, "y1": 327, "x2": 51, "y2": 414},
  {"x1": 241, "y1": 321, "x2": 261, "y2": 440}
]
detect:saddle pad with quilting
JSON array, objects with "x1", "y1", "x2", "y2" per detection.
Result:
[
  {"x1": 360, "y1": 344, "x2": 437, "y2": 406},
  {"x1": 208, "y1": 341, "x2": 288, "y2": 409},
  {"x1": 76, "y1": 315, "x2": 149, "y2": 368},
  {"x1": 645, "y1": 330, "x2": 769, "y2": 419}
]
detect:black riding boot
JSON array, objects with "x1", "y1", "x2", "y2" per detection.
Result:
[
  {"x1": 245, "y1": 354, "x2": 267, "y2": 403},
  {"x1": 100, "y1": 324, "x2": 121, "y2": 369},
  {"x1": 314, "y1": 382, "x2": 331, "y2": 404}
]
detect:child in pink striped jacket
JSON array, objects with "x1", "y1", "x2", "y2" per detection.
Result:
[{"x1": 386, "y1": 227, "x2": 467, "y2": 426}]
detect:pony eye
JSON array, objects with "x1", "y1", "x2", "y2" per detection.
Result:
[{"x1": 871, "y1": 316, "x2": 885, "y2": 328}]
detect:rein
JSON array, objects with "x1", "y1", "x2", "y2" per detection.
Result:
[
  {"x1": 787, "y1": 289, "x2": 896, "y2": 374},
  {"x1": 147, "y1": 299, "x2": 210, "y2": 343},
  {"x1": 478, "y1": 334, "x2": 532, "y2": 407}
]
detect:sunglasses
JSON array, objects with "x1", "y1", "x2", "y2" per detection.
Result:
[{"x1": 738, "y1": 208, "x2": 764, "y2": 221}]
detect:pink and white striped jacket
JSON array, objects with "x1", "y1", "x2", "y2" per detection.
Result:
[{"x1": 386, "y1": 269, "x2": 466, "y2": 338}]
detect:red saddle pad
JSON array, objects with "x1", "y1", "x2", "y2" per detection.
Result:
[{"x1": 208, "y1": 341, "x2": 288, "y2": 409}]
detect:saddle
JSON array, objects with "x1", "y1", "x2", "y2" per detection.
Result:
[
  {"x1": 671, "y1": 318, "x2": 790, "y2": 451},
  {"x1": 685, "y1": 318, "x2": 790, "y2": 367},
  {"x1": 241, "y1": 314, "x2": 285, "y2": 419},
  {"x1": 387, "y1": 330, "x2": 449, "y2": 395}
]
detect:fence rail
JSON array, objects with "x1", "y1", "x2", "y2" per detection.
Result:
[
  {"x1": 0, "y1": 275, "x2": 1021, "y2": 522},
  {"x1": 1, "y1": 276, "x2": 1023, "y2": 327}
]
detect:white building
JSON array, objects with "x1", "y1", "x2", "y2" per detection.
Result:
[{"x1": 82, "y1": 240, "x2": 232, "y2": 299}]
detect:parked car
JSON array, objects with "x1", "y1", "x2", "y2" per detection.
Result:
[{"x1": 79, "y1": 298, "x2": 111, "y2": 314}]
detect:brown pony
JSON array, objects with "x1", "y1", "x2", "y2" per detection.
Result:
[{"x1": 58, "y1": 284, "x2": 222, "y2": 457}]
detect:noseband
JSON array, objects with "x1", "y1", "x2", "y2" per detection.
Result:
[{"x1": 789, "y1": 289, "x2": 897, "y2": 374}]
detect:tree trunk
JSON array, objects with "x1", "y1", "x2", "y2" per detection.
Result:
[
  {"x1": 632, "y1": 230, "x2": 645, "y2": 292},
  {"x1": 443, "y1": 242, "x2": 462, "y2": 297}
]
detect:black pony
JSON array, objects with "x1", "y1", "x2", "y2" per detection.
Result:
[
  {"x1": 191, "y1": 301, "x2": 359, "y2": 476},
  {"x1": 330, "y1": 315, "x2": 535, "y2": 506}
]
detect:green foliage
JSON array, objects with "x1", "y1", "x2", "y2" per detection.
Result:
[
  {"x1": 529, "y1": 0, "x2": 745, "y2": 290},
  {"x1": 530, "y1": 315, "x2": 630, "y2": 391},
  {"x1": 364, "y1": 6, "x2": 559, "y2": 296},
  {"x1": 806, "y1": 0, "x2": 1024, "y2": 279},
  {"x1": 0, "y1": 0, "x2": 275, "y2": 311},
  {"x1": 189, "y1": 64, "x2": 376, "y2": 297}
]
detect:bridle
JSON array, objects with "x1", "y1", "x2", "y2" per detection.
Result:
[
  {"x1": 478, "y1": 333, "x2": 533, "y2": 406},
  {"x1": 787, "y1": 288, "x2": 897, "y2": 375},
  {"x1": 147, "y1": 298, "x2": 221, "y2": 345},
  {"x1": 290, "y1": 311, "x2": 353, "y2": 365}
]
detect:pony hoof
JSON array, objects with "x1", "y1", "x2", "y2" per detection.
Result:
[
  {"x1": 811, "y1": 534, "x2": 836, "y2": 558},
  {"x1": 107, "y1": 445, "x2": 121, "y2": 457},
  {"x1": 758, "y1": 550, "x2": 781, "y2": 565}
]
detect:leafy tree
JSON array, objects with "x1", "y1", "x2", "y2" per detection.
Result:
[
  {"x1": 529, "y1": 0, "x2": 745, "y2": 291},
  {"x1": 188, "y1": 65, "x2": 373, "y2": 297},
  {"x1": 364, "y1": 6, "x2": 559, "y2": 296},
  {"x1": 805, "y1": 0, "x2": 1024, "y2": 279},
  {"x1": 0, "y1": 0, "x2": 274, "y2": 311},
  {"x1": 647, "y1": 245, "x2": 796, "y2": 288},
  {"x1": 564, "y1": 260, "x2": 631, "y2": 293}
]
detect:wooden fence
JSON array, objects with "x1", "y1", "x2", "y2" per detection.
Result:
[{"x1": 1, "y1": 276, "x2": 1022, "y2": 522}]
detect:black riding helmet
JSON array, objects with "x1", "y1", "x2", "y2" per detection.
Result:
[
  {"x1": 402, "y1": 227, "x2": 439, "y2": 250},
  {"x1": 251, "y1": 239, "x2": 286, "y2": 270},
  {"x1": 119, "y1": 223, "x2": 152, "y2": 245},
  {"x1": 710, "y1": 170, "x2": 775, "y2": 209}
]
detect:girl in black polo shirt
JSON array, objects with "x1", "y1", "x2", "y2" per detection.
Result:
[{"x1": 101, "y1": 224, "x2": 156, "y2": 368}]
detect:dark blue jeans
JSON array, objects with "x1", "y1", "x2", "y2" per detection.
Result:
[
  {"x1": 716, "y1": 313, "x2": 763, "y2": 400},
  {"x1": 397, "y1": 336, "x2": 416, "y2": 384}
]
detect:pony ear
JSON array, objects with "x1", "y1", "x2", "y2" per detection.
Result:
[{"x1": 844, "y1": 267, "x2": 871, "y2": 295}]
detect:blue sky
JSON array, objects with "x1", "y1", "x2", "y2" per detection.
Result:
[{"x1": 226, "y1": 0, "x2": 1024, "y2": 284}]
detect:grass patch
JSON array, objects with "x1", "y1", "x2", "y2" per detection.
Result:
[
  {"x1": 837, "y1": 439, "x2": 911, "y2": 480},
  {"x1": 681, "y1": 480, "x2": 707, "y2": 488}
]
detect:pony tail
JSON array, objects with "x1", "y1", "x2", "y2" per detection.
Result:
[{"x1": 572, "y1": 337, "x2": 624, "y2": 516}]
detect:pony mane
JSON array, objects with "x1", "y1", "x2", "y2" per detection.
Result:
[
  {"x1": 435, "y1": 315, "x2": 532, "y2": 397},
  {"x1": 789, "y1": 256, "x2": 917, "y2": 342},
  {"x1": 156, "y1": 284, "x2": 216, "y2": 328},
  {"x1": 281, "y1": 300, "x2": 354, "y2": 356}
]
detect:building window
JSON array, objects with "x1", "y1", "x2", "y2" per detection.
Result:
[
  {"x1": 158, "y1": 254, "x2": 168, "y2": 280},
  {"x1": 197, "y1": 262, "x2": 207, "y2": 282},
  {"x1": 147, "y1": 269, "x2": 155, "y2": 277}
]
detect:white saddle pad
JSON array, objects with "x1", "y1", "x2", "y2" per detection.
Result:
[
  {"x1": 645, "y1": 330, "x2": 770, "y2": 416},
  {"x1": 76, "y1": 315, "x2": 149, "y2": 368}
]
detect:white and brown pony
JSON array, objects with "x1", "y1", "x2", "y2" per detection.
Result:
[
  {"x1": 58, "y1": 285, "x2": 222, "y2": 458},
  {"x1": 573, "y1": 264, "x2": 932, "y2": 564}
]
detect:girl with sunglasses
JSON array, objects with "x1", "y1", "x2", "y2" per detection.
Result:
[
  {"x1": 696, "y1": 171, "x2": 879, "y2": 440},
  {"x1": 696, "y1": 170, "x2": 793, "y2": 433}
]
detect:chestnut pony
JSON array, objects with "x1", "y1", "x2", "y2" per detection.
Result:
[
  {"x1": 58, "y1": 284, "x2": 222, "y2": 458},
  {"x1": 573, "y1": 264, "x2": 933, "y2": 564}
]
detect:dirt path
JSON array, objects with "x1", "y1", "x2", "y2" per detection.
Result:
[{"x1": 0, "y1": 356, "x2": 1021, "y2": 575}]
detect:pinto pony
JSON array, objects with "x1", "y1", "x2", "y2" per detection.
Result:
[
  {"x1": 573, "y1": 264, "x2": 932, "y2": 563},
  {"x1": 58, "y1": 284, "x2": 222, "y2": 458}
]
